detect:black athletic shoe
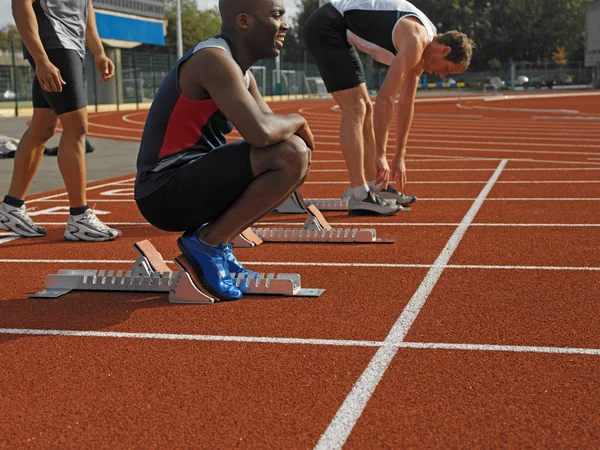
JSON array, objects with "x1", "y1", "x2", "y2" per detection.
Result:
[{"x1": 377, "y1": 185, "x2": 417, "y2": 206}]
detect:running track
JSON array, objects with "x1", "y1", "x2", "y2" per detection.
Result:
[{"x1": 1, "y1": 92, "x2": 599, "y2": 448}]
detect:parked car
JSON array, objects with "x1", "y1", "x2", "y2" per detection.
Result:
[
  {"x1": 2, "y1": 90, "x2": 16, "y2": 101},
  {"x1": 551, "y1": 75, "x2": 573, "y2": 85},
  {"x1": 523, "y1": 77, "x2": 556, "y2": 89},
  {"x1": 515, "y1": 75, "x2": 529, "y2": 86},
  {"x1": 470, "y1": 76, "x2": 506, "y2": 91}
]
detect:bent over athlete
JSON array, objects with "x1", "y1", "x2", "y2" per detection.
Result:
[
  {"x1": 135, "y1": 0, "x2": 314, "y2": 300},
  {"x1": 304, "y1": 0, "x2": 474, "y2": 215}
]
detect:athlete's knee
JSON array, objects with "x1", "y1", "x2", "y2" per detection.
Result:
[
  {"x1": 280, "y1": 135, "x2": 310, "y2": 179},
  {"x1": 29, "y1": 121, "x2": 58, "y2": 142},
  {"x1": 60, "y1": 112, "x2": 88, "y2": 138},
  {"x1": 342, "y1": 97, "x2": 367, "y2": 122}
]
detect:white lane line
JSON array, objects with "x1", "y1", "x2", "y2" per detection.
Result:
[
  {"x1": 311, "y1": 168, "x2": 600, "y2": 172},
  {"x1": 256, "y1": 222, "x2": 600, "y2": 228},
  {"x1": 25, "y1": 222, "x2": 600, "y2": 228},
  {"x1": 315, "y1": 160, "x2": 508, "y2": 449},
  {"x1": 304, "y1": 180, "x2": 600, "y2": 185},
  {"x1": 26, "y1": 178, "x2": 136, "y2": 203},
  {"x1": 2, "y1": 259, "x2": 599, "y2": 271},
  {"x1": 0, "y1": 328, "x2": 381, "y2": 347},
  {"x1": 1, "y1": 328, "x2": 599, "y2": 356},
  {"x1": 398, "y1": 342, "x2": 600, "y2": 356},
  {"x1": 26, "y1": 197, "x2": 600, "y2": 203}
]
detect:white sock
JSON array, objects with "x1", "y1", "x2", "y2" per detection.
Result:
[
  {"x1": 368, "y1": 180, "x2": 384, "y2": 192},
  {"x1": 350, "y1": 184, "x2": 369, "y2": 201}
]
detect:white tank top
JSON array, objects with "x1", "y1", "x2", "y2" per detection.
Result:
[{"x1": 329, "y1": 0, "x2": 437, "y2": 65}]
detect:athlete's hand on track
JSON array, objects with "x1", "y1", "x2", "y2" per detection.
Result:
[
  {"x1": 375, "y1": 154, "x2": 391, "y2": 188},
  {"x1": 36, "y1": 59, "x2": 66, "y2": 93},
  {"x1": 295, "y1": 120, "x2": 315, "y2": 151},
  {"x1": 96, "y1": 54, "x2": 115, "y2": 82},
  {"x1": 391, "y1": 155, "x2": 407, "y2": 189}
]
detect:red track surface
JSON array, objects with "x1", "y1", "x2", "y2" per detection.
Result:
[{"x1": 2, "y1": 92, "x2": 600, "y2": 448}]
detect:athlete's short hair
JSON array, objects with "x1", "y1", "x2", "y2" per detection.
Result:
[{"x1": 437, "y1": 31, "x2": 475, "y2": 69}]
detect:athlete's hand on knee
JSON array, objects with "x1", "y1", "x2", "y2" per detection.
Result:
[
  {"x1": 295, "y1": 120, "x2": 315, "y2": 150},
  {"x1": 36, "y1": 60, "x2": 66, "y2": 93},
  {"x1": 375, "y1": 154, "x2": 391, "y2": 188},
  {"x1": 96, "y1": 54, "x2": 115, "y2": 82},
  {"x1": 391, "y1": 156, "x2": 407, "y2": 188}
]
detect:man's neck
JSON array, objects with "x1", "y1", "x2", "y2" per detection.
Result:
[{"x1": 219, "y1": 31, "x2": 253, "y2": 73}]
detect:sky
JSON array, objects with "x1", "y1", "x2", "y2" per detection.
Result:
[{"x1": 0, "y1": 0, "x2": 301, "y2": 28}]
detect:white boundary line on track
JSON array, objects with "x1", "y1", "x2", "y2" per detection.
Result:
[
  {"x1": 1, "y1": 259, "x2": 599, "y2": 271},
  {"x1": 303, "y1": 180, "x2": 599, "y2": 185},
  {"x1": 27, "y1": 197, "x2": 600, "y2": 203},
  {"x1": 315, "y1": 160, "x2": 508, "y2": 449},
  {"x1": 0, "y1": 328, "x2": 599, "y2": 357},
  {"x1": 22, "y1": 222, "x2": 600, "y2": 228}
]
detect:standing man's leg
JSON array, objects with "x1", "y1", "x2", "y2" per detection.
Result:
[
  {"x1": 360, "y1": 83, "x2": 379, "y2": 189},
  {"x1": 330, "y1": 86, "x2": 367, "y2": 191},
  {"x1": 0, "y1": 108, "x2": 58, "y2": 237},
  {"x1": 57, "y1": 108, "x2": 88, "y2": 209},
  {"x1": 58, "y1": 107, "x2": 120, "y2": 241},
  {"x1": 303, "y1": 3, "x2": 396, "y2": 215}
]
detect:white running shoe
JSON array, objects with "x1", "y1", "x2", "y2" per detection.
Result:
[
  {"x1": 64, "y1": 209, "x2": 120, "y2": 242},
  {"x1": 341, "y1": 186, "x2": 399, "y2": 207},
  {"x1": 0, "y1": 203, "x2": 47, "y2": 237},
  {"x1": 348, "y1": 191, "x2": 399, "y2": 216}
]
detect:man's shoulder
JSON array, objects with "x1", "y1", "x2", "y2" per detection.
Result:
[{"x1": 393, "y1": 17, "x2": 429, "y2": 49}]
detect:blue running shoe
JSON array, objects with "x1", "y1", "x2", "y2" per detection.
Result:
[
  {"x1": 224, "y1": 244, "x2": 256, "y2": 277},
  {"x1": 177, "y1": 232, "x2": 242, "y2": 300}
]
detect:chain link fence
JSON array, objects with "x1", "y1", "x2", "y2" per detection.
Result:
[{"x1": 1, "y1": 41, "x2": 597, "y2": 116}]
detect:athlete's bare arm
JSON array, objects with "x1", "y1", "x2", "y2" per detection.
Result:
[
  {"x1": 373, "y1": 18, "x2": 428, "y2": 186},
  {"x1": 248, "y1": 71, "x2": 272, "y2": 114},
  {"x1": 391, "y1": 67, "x2": 420, "y2": 186},
  {"x1": 86, "y1": 0, "x2": 114, "y2": 82},
  {"x1": 180, "y1": 49, "x2": 312, "y2": 149}
]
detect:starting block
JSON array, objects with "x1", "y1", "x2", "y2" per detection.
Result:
[
  {"x1": 277, "y1": 191, "x2": 410, "y2": 214},
  {"x1": 30, "y1": 240, "x2": 325, "y2": 304},
  {"x1": 232, "y1": 193, "x2": 395, "y2": 248}
]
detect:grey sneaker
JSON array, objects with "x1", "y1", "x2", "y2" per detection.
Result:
[
  {"x1": 377, "y1": 185, "x2": 417, "y2": 206},
  {"x1": 64, "y1": 209, "x2": 120, "y2": 242},
  {"x1": 342, "y1": 186, "x2": 398, "y2": 206},
  {"x1": 348, "y1": 191, "x2": 399, "y2": 216},
  {"x1": 0, "y1": 203, "x2": 47, "y2": 237}
]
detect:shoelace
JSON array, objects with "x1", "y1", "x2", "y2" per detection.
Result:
[
  {"x1": 13, "y1": 206, "x2": 40, "y2": 228},
  {"x1": 82, "y1": 210, "x2": 110, "y2": 231}
]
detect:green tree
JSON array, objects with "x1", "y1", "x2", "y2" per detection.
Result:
[
  {"x1": 164, "y1": 0, "x2": 222, "y2": 53},
  {"x1": 0, "y1": 24, "x2": 20, "y2": 51}
]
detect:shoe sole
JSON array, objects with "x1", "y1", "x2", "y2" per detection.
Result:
[
  {"x1": 177, "y1": 238, "x2": 241, "y2": 301},
  {"x1": 64, "y1": 231, "x2": 119, "y2": 242}
]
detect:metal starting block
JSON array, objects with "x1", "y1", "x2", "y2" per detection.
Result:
[
  {"x1": 277, "y1": 191, "x2": 410, "y2": 214},
  {"x1": 232, "y1": 194, "x2": 395, "y2": 247},
  {"x1": 30, "y1": 240, "x2": 325, "y2": 304}
]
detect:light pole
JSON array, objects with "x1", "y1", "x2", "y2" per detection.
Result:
[{"x1": 176, "y1": 0, "x2": 183, "y2": 58}]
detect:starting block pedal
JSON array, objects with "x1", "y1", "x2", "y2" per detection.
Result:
[
  {"x1": 30, "y1": 240, "x2": 324, "y2": 304},
  {"x1": 232, "y1": 195, "x2": 395, "y2": 247},
  {"x1": 277, "y1": 191, "x2": 410, "y2": 214}
]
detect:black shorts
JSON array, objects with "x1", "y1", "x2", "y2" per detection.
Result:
[
  {"x1": 26, "y1": 49, "x2": 87, "y2": 116},
  {"x1": 303, "y1": 3, "x2": 365, "y2": 93},
  {"x1": 136, "y1": 140, "x2": 254, "y2": 232}
]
